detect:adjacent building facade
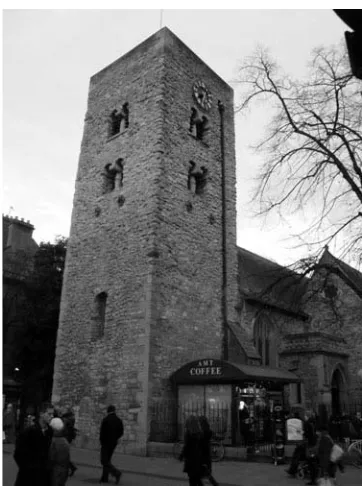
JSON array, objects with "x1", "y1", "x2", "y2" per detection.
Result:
[
  {"x1": 52, "y1": 28, "x2": 362, "y2": 454},
  {"x1": 3, "y1": 215, "x2": 38, "y2": 406}
]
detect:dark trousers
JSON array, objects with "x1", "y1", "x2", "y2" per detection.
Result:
[
  {"x1": 100, "y1": 443, "x2": 120, "y2": 482},
  {"x1": 308, "y1": 455, "x2": 318, "y2": 483},
  {"x1": 187, "y1": 474, "x2": 204, "y2": 486},
  {"x1": 288, "y1": 444, "x2": 306, "y2": 474},
  {"x1": 15, "y1": 467, "x2": 51, "y2": 486}
]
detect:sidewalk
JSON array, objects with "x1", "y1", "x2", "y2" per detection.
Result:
[{"x1": 3, "y1": 443, "x2": 362, "y2": 486}]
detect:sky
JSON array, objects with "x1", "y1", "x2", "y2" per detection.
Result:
[{"x1": 3, "y1": 8, "x2": 352, "y2": 267}]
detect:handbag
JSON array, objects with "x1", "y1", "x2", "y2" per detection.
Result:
[{"x1": 330, "y1": 443, "x2": 344, "y2": 462}]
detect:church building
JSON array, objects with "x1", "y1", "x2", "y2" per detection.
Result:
[{"x1": 52, "y1": 28, "x2": 362, "y2": 454}]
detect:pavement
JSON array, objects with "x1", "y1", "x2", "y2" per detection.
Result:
[{"x1": 3, "y1": 442, "x2": 362, "y2": 486}]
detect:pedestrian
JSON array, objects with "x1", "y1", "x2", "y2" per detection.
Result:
[
  {"x1": 304, "y1": 411, "x2": 318, "y2": 485},
  {"x1": 61, "y1": 409, "x2": 78, "y2": 477},
  {"x1": 352, "y1": 411, "x2": 362, "y2": 438},
  {"x1": 3, "y1": 403, "x2": 16, "y2": 443},
  {"x1": 49, "y1": 418, "x2": 70, "y2": 486},
  {"x1": 99, "y1": 405, "x2": 123, "y2": 484},
  {"x1": 179, "y1": 415, "x2": 205, "y2": 486},
  {"x1": 13, "y1": 402, "x2": 54, "y2": 486},
  {"x1": 198, "y1": 416, "x2": 219, "y2": 486},
  {"x1": 285, "y1": 411, "x2": 306, "y2": 478},
  {"x1": 238, "y1": 401, "x2": 251, "y2": 448},
  {"x1": 317, "y1": 424, "x2": 342, "y2": 484}
]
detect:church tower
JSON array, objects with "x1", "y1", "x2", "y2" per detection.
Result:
[{"x1": 52, "y1": 28, "x2": 239, "y2": 453}]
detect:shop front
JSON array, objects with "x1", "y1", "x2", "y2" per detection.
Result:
[{"x1": 171, "y1": 358, "x2": 300, "y2": 447}]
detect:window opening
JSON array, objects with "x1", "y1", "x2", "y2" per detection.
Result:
[
  {"x1": 95, "y1": 292, "x2": 107, "y2": 338},
  {"x1": 254, "y1": 314, "x2": 276, "y2": 367},
  {"x1": 189, "y1": 108, "x2": 209, "y2": 141},
  {"x1": 109, "y1": 102, "x2": 129, "y2": 137},
  {"x1": 188, "y1": 161, "x2": 208, "y2": 195},
  {"x1": 102, "y1": 158, "x2": 124, "y2": 194}
]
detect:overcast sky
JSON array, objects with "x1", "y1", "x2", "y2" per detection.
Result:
[{"x1": 3, "y1": 8, "x2": 349, "y2": 266}]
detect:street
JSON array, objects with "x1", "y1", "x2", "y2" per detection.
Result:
[
  {"x1": 2, "y1": 453, "x2": 187, "y2": 486},
  {"x1": 3, "y1": 450, "x2": 362, "y2": 486}
]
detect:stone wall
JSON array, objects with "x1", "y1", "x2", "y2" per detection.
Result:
[
  {"x1": 52, "y1": 28, "x2": 239, "y2": 454},
  {"x1": 306, "y1": 269, "x2": 362, "y2": 401}
]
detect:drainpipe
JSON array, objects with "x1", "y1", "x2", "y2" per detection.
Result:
[{"x1": 218, "y1": 100, "x2": 228, "y2": 362}]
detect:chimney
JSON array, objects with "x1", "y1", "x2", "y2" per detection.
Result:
[{"x1": 4, "y1": 215, "x2": 36, "y2": 251}]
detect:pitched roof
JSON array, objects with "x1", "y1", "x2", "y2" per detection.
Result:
[
  {"x1": 227, "y1": 321, "x2": 260, "y2": 359},
  {"x1": 317, "y1": 248, "x2": 362, "y2": 298},
  {"x1": 237, "y1": 247, "x2": 308, "y2": 315}
]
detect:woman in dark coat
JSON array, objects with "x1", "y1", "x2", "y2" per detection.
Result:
[
  {"x1": 317, "y1": 426, "x2": 336, "y2": 480},
  {"x1": 14, "y1": 403, "x2": 54, "y2": 486},
  {"x1": 198, "y1": 416, "x2": 219, "y2": 486},
  {"x1": 180, "y1": 415, "x2": 205, "y2": 486}
]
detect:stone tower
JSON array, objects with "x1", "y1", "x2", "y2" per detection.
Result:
[{"x1": 52, "y1": 28, "x2": 239, "y2": 454}]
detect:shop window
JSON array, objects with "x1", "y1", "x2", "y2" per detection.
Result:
[{"x1": 253, "y1": 313, "x2": 277, "y2": 367}]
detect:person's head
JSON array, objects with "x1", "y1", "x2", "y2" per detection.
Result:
[
  {"x1": 185, "y1": 415, "x2": 202, "y2": 437},
  {"x1": 319, "y1": 424, "x2": 329, "y2": 435},
  {"x1": 356, "y1": 412, "x2": 361, "y2": 420},
  {"x1": 50, "y1": 417, "x2": 65, "y2": 437},
  {"x1": 38, "y1": 403, "x2": 54, "y2": 427},
  {"x1": 6, "y1": 403, "x2": 13, "y2": 412},
  {"x1": 107, "y1": 405, "x2": 116, "y2": 414},
  {"x1": 198, "y1": 415, "x2": 211, "y2": 433},
  {"x1": 305, "y1": 410, "x2": 315, "y2": 421}
]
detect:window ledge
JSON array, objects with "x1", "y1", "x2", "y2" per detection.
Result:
[
  {"x1": 107, "y1": 130, "x2": 127, "y2": 142},
  {"x1": 188, "y1": 132, "x2": 209, "y2": 148}
]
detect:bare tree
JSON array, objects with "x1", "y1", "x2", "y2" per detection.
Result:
[{"x1": 235, "y1": 44, "x2": 362, "y2": 268}]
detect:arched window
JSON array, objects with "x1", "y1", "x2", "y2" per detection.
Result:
[{"x1": 253, "y1": 313, "x2": 277, "y2": 367}]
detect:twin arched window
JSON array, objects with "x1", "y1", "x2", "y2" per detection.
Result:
[{"x1": 253, "y1": 313, "x2": 278, "y2": 367}]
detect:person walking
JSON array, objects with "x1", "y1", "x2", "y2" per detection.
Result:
[
  {"x1": 99, "y1": 405, "x2": 123, "y2": 484},
  {"x1": 198, "y1": 416, "x2": 219, "y2": 486},
  {"x1": 49, "y1": 418, "x2": 70, "y2": 486},
  {"x1": 3, "y1": 403, "x2": 16, "y2": 443},
  {"x1": 179, "y1": 415, "x2": 205, "y2": 486},
  {"x1": 286, "y1": 411, "x2": 306, "y2": 478},
  {"x1": 304, "y1": 411, "x2": 319, "y2": 486},
  {"x1": 13, "y1": 402, "x2": 54, "y2": 486},
  {"x1": 61, "y1": 409, "x2": 77, "y2": 477},
  {"x1": 317, "y1": 425, "x2": 338, "y2": 483}
]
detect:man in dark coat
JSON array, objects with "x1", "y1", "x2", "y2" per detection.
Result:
[
  {"x1": 61, "y1": 409, "x2": 77, "y2": 477},
  {"x1": 13, "y1": 402, "x2": 54, "y2": 486},
  {"x1": 304, "y1": 412, "x2": 318, "y2": 485},
  {"x1": 99, "y1": 405, "x2": 123, "y2": 484}
]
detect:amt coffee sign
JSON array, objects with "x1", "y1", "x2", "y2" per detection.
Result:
[
  {"x1": 189, "y1": 359, "x2": 223, "y2": 377},
  {"x1": 172, "y1": 358, "x2": 237, "y2": 384}
]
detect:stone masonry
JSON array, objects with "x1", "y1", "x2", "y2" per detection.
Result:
[{"x1": 52, "y1": 28, "x2": 239, "y2": 454}]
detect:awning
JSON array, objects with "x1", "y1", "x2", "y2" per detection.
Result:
[{"x1": 171, "y1": 358, "x2": 300, "y2": 385}]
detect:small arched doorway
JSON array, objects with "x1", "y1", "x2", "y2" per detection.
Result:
[{"x1": 331, "y1": 367, "x2": 347, "y2": 416}]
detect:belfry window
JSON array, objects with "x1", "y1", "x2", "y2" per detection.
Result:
[
  {"x1": 253, "y1": 313, "x2": 277, "y2": 367},
  {"x1": 102, "y1": 158, "x2": 124, "y2": 194},
  {"x1": 189, "y1": 108, "x2": 209, "y2": 141},
  {"x1": 109, "y1": 103, "x2": 129, "y2": 137}
]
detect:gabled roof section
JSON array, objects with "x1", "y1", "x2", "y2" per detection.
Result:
[
  {"x1": 317, "y1": 248, "x2": 362, "y2": 298},
  {"x1": 227, "y1": 321, "x2": 260, "y2": 360},
  {"x1": 237, "y1": 247, "x2": 308, "y2": 316}
]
